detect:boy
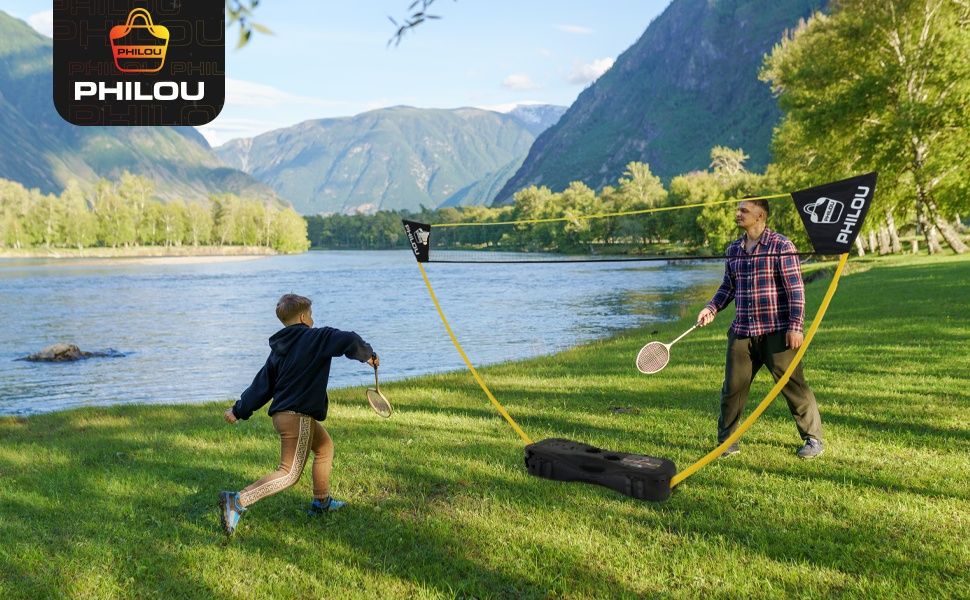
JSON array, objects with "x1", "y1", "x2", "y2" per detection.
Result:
[{"x1": 219, "y1": 293, "x2": 378, "y2": 537}]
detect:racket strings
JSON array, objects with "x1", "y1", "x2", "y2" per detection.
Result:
[
  {"x1": 636, "y1": 342, "x2": 670, "y2": 374},
  {"x1": 367, "y1": 388, "x2": 392, "y2": 418}
]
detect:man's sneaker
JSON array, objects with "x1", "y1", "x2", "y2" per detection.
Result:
[
  {"x1": 797, "y1": 438, "x2": 824, "y2": 459},
  {"x1": 719, "y1": 442, "x2": 740, "y2": 458},
  {"x1": 308, "y1": 496, "x2": 346, "y2": 516},
  {"x1": 219, "y1": 491, "x2": 246, "y2": 537}
]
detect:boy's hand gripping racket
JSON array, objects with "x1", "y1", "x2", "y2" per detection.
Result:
[
  {"x1": 636, "y1": 323, "x2": 699, "y2": 374},
  {"x1": 366, "y1": 364, "x2": 392, "y2": 418}
]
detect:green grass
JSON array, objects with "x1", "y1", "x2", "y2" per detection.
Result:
[{"x1": 1, "y1": 253, "x2": 968, "y2": 599}]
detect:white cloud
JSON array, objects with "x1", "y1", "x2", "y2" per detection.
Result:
[
  {"x1": 501, "y1": 74, "x2": 539, "y2": 91},
  {"x1": 225, "y1": 78, "x2": 341, "y2": 109},
  {"x1": 567, "y1": 57, "x2": 615, "y2": 85},
  {"x1": 555, "y1": 24, "x2": 593, "y2": 35},
  {"x1": 476, "y1": 100, "x2": 547, "y2": 113},
  {"x1": 28, "y1": 10, "x2": 53, "y2": 38},
  {"x1": 538, "y1": 48, "x2": 554, "y2": 58}
]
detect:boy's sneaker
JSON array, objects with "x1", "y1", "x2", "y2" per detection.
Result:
[
  {"x1": 308, "y1": 496, "x2": 346, "y2": 516},
  {"x1": 797, "y1": 438, "x2": 824, "y2": 459},
  {"x1": 219, "y1": 491, "x2": 246, "y2": 537},
  {"x1": 719, "y1": 442, "x2": 740, "y2": 458}
]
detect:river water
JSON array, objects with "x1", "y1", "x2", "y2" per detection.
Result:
[{"x1": 0, "y1": 251, "x2": 722, "y2": 415}]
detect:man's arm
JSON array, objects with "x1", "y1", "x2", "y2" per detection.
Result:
[
  {"x1": 699, "y1": 260, "x2": 735, "y2": 325},
  {"x1": 229, "y1": 357, "x2": 277, "y2": 421},
  {"x1": 778, "y1": 241, "x2": 805, "y2": 333}
]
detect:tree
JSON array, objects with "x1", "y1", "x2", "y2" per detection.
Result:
[
  {"x1": 117, "y1": 172, "x2": 156, "y2": 245},
  {"x1": 762, "y1": 0, "x2": 970, "y2": 254},
  {"x1": 614, "y1": 162, "x2": 667, "y2": 247},
  {"x1": 211, "y1": 194, "x2": 241, "y2": 245},
  {"x1": 709, "y1": 146, "x2": 751, "y2": 180},
  {"x1": 93, "y1": 179, "x2": 137, "y2": 248},
  {"x1": 271, "y1": 208, "x2": 311, "y2": 253},
  {"x1": 60, "y1": 181, "x2": 98, "y2": 249},
  {"x1": 0, "y1": 179, "x2": 32, "y2": 249},
  {"x1": 184, "y1": 202, "x2": 214, "y2": 246},
  {"x1": 25, "y1": 190, "x2": 62, "y2": 248}
]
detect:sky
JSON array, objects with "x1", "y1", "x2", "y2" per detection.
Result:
[{"x1": 3, "y1": 1, "x2": 672, "y2": 146}]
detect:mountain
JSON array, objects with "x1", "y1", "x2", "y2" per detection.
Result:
[
  {"x1": 0, "y1": 11, "x2": 277, "y2": 202},
  {"x1": 494, "y1": 0, "x2": 827, "y2": 204},
  {"x1": 216, "y1": 105, "x2": 565, "y2": 214},
  {"x1": 439, "y1": 156, "x2": 525, "y2": 208},
  {"x1": 507, "y1": 104, "x2": 568, "y2": 136}
]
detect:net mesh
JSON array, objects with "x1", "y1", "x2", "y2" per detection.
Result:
[
  {"x1": 430, "y1": 215, "x2": 680, "y2": 263},
  {"x1": 423, "y1": 194, "x2": 803, "y2": 264},
  {"x1": 636, "y1": 342, "x2": 670, "y2": 374},
  {"x1": 367, "y1": 388, "x2": 392, "y2": 418}
]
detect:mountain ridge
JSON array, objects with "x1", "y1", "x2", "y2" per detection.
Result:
[
  {"x1": 494, "y1": 0, "x2": 827, "y2": 204},
  {"x1": 216, "y1": 104, "x2": 566, "y2": 214}
]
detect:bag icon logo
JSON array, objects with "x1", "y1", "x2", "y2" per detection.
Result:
[
  {"x1": 803, "y1": 196, "x2": 844, "y2": 224},
  {"x1": 109, "y1": 8, "x2": 169, "y2": 73}
]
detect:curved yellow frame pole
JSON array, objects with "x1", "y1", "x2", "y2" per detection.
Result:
[
  {"x1": 417, "y1": 262, "x2": 534, "y2": 445},
  {"x1": 670, "y1": 253, "x2": 849, "y2": 488}
]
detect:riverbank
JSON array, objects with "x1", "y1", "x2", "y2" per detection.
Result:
[
  {"x1": 0, "y1": 245, "x2": 277, "y2": 260},
  {"x1": 0, "y1": 252, "x2": 967, "y2": 598}
]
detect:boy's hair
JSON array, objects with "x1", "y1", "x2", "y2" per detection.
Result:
[
  {"x1": 742, "y1": 197, "x2": 770, "y2": 219},
  {"x1": 276, "y1": 294, "x2": 312, "y2": 323}
]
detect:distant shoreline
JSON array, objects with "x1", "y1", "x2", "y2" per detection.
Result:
[{"x1": 0, "y1": 246, "x2": 278, "y2": 263}]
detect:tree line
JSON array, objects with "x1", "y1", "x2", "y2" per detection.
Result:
[{"x1": 0, "y1": 173, "x2": 309, "y2": 253}]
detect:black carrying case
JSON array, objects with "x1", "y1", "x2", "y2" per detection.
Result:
[{"x1": 524, "y1": 438, "x2": 676, "y2": 502}]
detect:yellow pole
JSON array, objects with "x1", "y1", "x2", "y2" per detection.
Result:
[
  {"x1": 417, "y1": 262, "x2": 534, "y2": 445},
  {"x1": 670, "y1": 253, "x2": 849, "y2": 488}
]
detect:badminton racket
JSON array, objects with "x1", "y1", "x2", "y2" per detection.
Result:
[
  {"x1": 366, "y1": 363, "x2": 392, "y2": 418},
  {"x1": 636, "y1": 323, "x2": 699, "y2": 374}
]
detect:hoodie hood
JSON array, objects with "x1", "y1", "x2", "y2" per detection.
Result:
[{"x1": 268, "y1": 324, "x2": 309, "y2": 356}]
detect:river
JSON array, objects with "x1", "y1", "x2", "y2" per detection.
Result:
[{"x1": 0, "y1": 250, "x2": 722, "y2": 415}]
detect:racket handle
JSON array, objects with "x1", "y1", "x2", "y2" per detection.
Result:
[{"x1": 670, "y1": 324, "x2": 698, "y2": 346}]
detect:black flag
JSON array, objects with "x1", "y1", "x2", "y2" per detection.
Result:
[
  {"x1": 402, "y1": 220, "x2": 431, "y2": 262},
  {"x1": 791, "y1": 172, "x2": 877, "y2": 254}
]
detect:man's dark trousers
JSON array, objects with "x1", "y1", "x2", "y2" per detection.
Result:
[{"x1": 718, "y1": 330, "x2": 823, "y2": 443}]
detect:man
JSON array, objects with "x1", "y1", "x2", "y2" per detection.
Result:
[{"x1": 697, "y1": 199, "x2": 824, "y2": 459}]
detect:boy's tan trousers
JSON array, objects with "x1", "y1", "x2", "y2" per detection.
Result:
[{"x1": 238, "y1": 411, "x2": 333, "y2": 507}]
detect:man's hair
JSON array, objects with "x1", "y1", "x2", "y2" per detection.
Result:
[
  {"x1": 743, "y1": 197, "x2": 770, "y2": 219},
  {"x1": 276, "y1": 294, "x2": 312, "y2": 323}
]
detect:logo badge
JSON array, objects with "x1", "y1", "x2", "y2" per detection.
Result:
[
  {"x1": 109, "y1": 9, "x2": 170, "y2": 73},
  {"x1": 54, "y1": 1, "x2": 225, "y2": 126},
  {"x1": 802, "y1": 196, "x2": 844, "y2": 224}
]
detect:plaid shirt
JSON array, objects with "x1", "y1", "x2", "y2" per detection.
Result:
[{"x1": 706, "y1": 228, "x2": 805, "y2": 336}]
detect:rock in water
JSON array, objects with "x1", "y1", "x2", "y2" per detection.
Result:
[{"x1": 22, "y1": 344, "x2": 124, "y2": 362}]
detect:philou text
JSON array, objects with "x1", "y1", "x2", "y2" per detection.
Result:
[
  {"x1": 74, "y1": 81, "x2": 204, "y2": 101},
  {"x1": 836, "y1": 185, "x2": 870, "y2": 244}
]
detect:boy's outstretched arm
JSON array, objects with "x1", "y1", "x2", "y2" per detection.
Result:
[
  {"x1": 227, "y1": 357, "x2": 277, "y2": 422},
  {"x1": 322, "y1": 328, "x2": 375, "y2": 363}
]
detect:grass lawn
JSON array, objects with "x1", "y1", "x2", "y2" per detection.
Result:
[{"x1": 1, "y1": 253, "x2": 968, "y2": 599}]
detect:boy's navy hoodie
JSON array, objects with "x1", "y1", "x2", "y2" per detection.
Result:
[{"x1": 231, "y1": 324, "x2": 374, "y2": 421}]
